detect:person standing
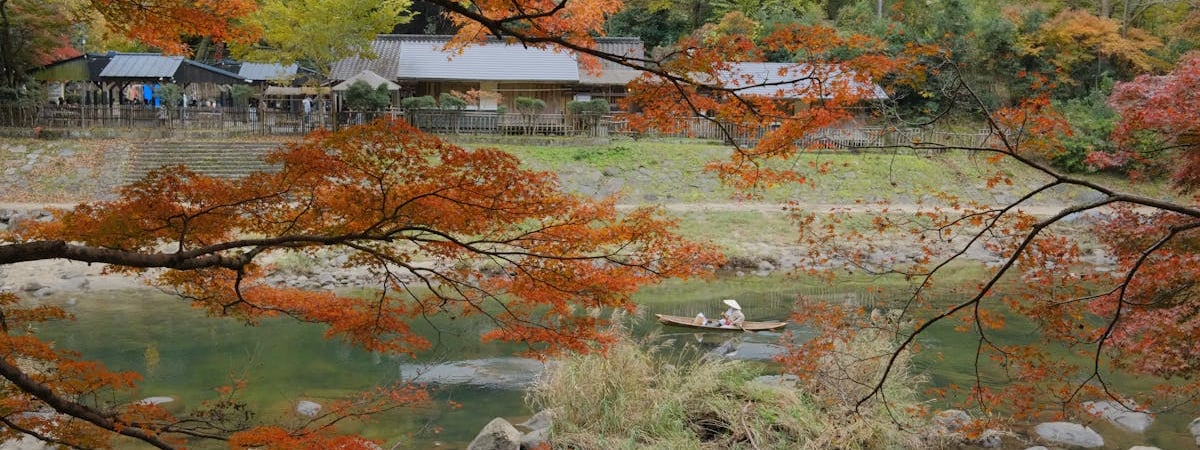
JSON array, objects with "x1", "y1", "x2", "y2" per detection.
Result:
[{"x1": 302, "y1": 95, "x2": 313, "y2": 127}]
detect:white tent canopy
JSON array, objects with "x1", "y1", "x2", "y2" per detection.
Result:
[{"x1": 332, "y1": 70, "x2": 401, "y2": 91}]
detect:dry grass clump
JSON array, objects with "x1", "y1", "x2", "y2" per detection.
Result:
[{"x1": 527, "y1": 326, "x2": 947, "y2": 449}]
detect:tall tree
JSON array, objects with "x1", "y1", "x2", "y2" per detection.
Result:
[
  {"x1": 0, "y1": 0, "x2": 74, "y2": 88},
  {"x1": 231, "y1": 0, "x2": 413, "y2": 80},
  {"x1": 1022, "y1": 9, "x2": 1164, "y2": 91},
  {"x1": 1103, "y1": 50, "x2": 1200, "y2": 188}
]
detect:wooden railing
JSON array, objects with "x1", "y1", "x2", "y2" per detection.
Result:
[{"x1": 1, "y1": 103, "x2": 1000, "y2": 148}]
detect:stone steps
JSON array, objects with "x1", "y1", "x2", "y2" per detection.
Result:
[{"x1": 124, "y1": 141, "x2": 288, "y2": 183}]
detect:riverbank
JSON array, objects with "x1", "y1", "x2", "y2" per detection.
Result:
[{"x1": 1, "y1": 136, "x2": 1150, "y2": 272}]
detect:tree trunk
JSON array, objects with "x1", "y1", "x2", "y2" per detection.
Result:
[{"x1": 0, "y1": 0, "x2": 16, "y2": 88}]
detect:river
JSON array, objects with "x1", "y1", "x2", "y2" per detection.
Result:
[{"x1": 24, "y1": 276, "x2": 1198, "y2": 449}]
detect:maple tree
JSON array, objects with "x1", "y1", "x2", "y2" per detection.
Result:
[
  {"x1": 1020, "y1": 9, "x2": 1164, "y2": 87},
  {"x1": 86, "y1": 0, "x2": 259, "y2": 55},
  {"x1": 1102, "y1": 50, "x2": 1200, "y2": 188},
  {"x1": 0, "y1": 119, "x2": 719, "y2": 448}
]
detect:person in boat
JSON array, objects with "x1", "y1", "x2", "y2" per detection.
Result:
[
  {"x1": 694, "y1": 299, "x2": 747, "y2": 327},
  {"x1": 717, "y1": 299, "x2": 745, "y2": 327}
]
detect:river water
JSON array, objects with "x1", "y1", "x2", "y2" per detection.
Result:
[{"x1": 26, "y1": 277, "x2": 1198, "y2": 449}]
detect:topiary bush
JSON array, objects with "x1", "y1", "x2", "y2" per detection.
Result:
[
  {"x1": 514, "y1": 96, "x2": 546, "y2": 114},
  {"x1": 566, "y1": 98, "x2": 609, "y2": 115},
  {"x1": 438, "y1": 93, "x2": 468, "y2": 110},
  {"x1": 344, "y1": 81, "x2": 392, "y2": 111},
  {"x1": 400, "y1": 95, "x2": 437, "y2": 110},
  {"x1": 566, "y1": 99, "x2": 610, "y2": 131}
]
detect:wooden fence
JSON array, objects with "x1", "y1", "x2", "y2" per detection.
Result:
[
  {"x1": 652, "y1": 116, "x2": 998, "y2": 148},
  {"x1": 2, "y1": 103, "x2": 999, "y2": 147}
]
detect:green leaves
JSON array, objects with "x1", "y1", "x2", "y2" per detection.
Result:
[{"x1": 231, "y1": 0, "x2": 414, "y2": 77}]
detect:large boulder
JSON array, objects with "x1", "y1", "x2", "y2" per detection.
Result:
[
  {"x1": 516, "y1": 409, "x2": 556, "y2": 450},
  {"x1": 0, "y1": 434, "x2": 55, "y2": 450},
  {"x1": 1033, "y1": 422, "x2": 1104, "y2": 448},
  {"x1": 516, "y1": 409, "x2": 556, "y2": 432},
  {"x1": 1191, "y1": 417, "x2": 1200, "y2": 446},
  {"x1": 1083, "y1": 400, "x2": 1153, "y2": 433},
  {"x1": 468, "y1": 417, "x2": 520, "y2": 450},
  {"x1": 295, "y1": 400, "x2": 321, "y2": 417},
  {"x1": 519, "y1": 427, "x2": 549, "y2": 450}
]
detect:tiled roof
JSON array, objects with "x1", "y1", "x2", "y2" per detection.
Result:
[
  {"x1": 99, "y1": 54, "x2": 184, "y2": 78},
  {"x1": 239, "y1": 63, "x2": 298, "y2": 81},
  {"x1": 329, "y1": 37, "x2": 404, "y2": 80},
  {"x1": 716, "y1": 63, "x2": 887, "y2": 100}
]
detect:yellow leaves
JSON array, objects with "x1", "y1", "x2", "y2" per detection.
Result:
[
  {"x1": 233, "y1": 0, "x2": 414, "y2": 75},
  {"x1": 1026, "y1": 9, "x2": 1165, "y2": 83}
]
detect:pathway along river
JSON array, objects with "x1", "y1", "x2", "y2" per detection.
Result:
[{"x1": 12, "y1": 261, "x2": 1198, "y2": 449}]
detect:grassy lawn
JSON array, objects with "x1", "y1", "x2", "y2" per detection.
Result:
[{"x1": 485, "y1": 137, "x2": 1179, "y2": 208}]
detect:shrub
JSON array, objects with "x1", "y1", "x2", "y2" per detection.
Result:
[
  {"x1": 401, "y1": 95, "x2": 437, "y2": 110},
  {"x1": 156, "y1": 84, "x2": 183, "y2": 110},
  {"x1": 566, "y1": 99, "x2": 610, "y2": 115},
  {"x1": 344, "y1": 81, "x2": 392, "y2": 111},
  {"x1": 528, "y1": 319, "x2": 937, "y2": 449},
  {"x1": 514, "y1": 96, "x2": 546, "y2": 114},
  {"x1": 1051, "y1": 88, "x2": 1117, "y2": 173},
  {"x1": 438, "y1": 92, "x2": 468, "y2": 110}
]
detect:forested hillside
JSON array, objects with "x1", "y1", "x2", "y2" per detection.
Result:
[{"x1": 601, "y1": 0, "x2": 1193, "y2": 173}]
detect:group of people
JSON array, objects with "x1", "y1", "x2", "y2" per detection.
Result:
[{"x1": 693, "y1": 299, "x2": 746, "y2": 328}]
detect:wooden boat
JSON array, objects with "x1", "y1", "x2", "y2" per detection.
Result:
[{"x1": 655, "y1": 314, "x2": 788, "y2": 332}]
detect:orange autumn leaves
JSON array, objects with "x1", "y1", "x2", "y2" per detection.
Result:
[
  {"x1": 7, "y1": 119, "x2": 719, "y2": 447},
  {"x1": 90, "y1": 0, "x2": 260, "y2": 55},
  {"x1": 25, "y1": 119, "x2": 720, "y2": 356}
]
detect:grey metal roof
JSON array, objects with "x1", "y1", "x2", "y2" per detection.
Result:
[
  {"x1": 239, "y1": 63, "x2": 298, "y2": 81},
  {"x1": 396, "y1": 37, "x2": 579, "y2": 82},
  {"x1": 330, "y1": 35, "x2": 648, "y2": 85},
  {"x1": 99, "y1": 54, "x2": 183, "y2": 78},
  {"x1": 716, "y1": 63, "x2": 887, "y2": 100}
]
